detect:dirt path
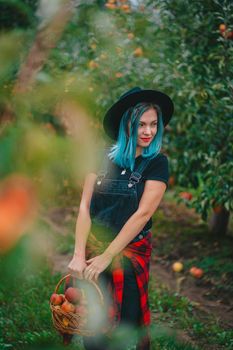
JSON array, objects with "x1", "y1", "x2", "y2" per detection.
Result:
[{"x1": 151, "y1": 262, "x2": 233, "y2": 328}]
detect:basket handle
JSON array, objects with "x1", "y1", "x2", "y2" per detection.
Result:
[{"x1": 54, "y1": 273, "x2": 104, "y2": 305}]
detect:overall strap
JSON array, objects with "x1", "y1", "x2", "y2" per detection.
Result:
[
  {"x1": 97, "y1": 150, "x2": 152, "y2": 187},
  {"x1": 134, "y1": 157, "x2": 152, "y2": 174},
  {"x1": 128, "y1": 157, "x2": 152, "y2": 188}
]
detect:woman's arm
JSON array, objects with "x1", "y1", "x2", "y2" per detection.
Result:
[
  {"x1": 68, "y1": 172, "x2": 97, "y2": 279},
  {"x1": 84, "y1": 180, "x2": 166, "y2": 280},
  {"x1": 106, "y1": 180, "x2": 166, "y2": 254}
]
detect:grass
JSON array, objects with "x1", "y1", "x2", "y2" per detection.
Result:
[{"x1": 0, "y1": 248, "x2": 86, "y2": 350}]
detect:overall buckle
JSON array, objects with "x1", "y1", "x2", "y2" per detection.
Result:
[
  {"x1": 96, "y1": 172, "x2": 106, "y2": 185},
  {"x1": 128, "y1": 172, "x2": 142, "y2": 188}
]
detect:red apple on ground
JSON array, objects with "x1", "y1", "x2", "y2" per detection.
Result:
[
  {"x1": 179, "y1": 191, "x2": 193, "y2": 200},
  {"x1": 190, "y1": 267, "x2": 197, "y2": 275},
  {"x1": 190, "y1": 266, "x2": 204, "y2": 278},
  {"x1": 193, "y1": 268, "x2": 204, "y2": 278}
]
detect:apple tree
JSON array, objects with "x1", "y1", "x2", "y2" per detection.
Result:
[{"x1": 141, "y1": 0, "x2": 233, "y2": 235}]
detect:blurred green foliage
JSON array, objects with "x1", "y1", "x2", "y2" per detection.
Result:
[
  {"x1": 152, "y1": 0, "x2": 233, "y2": 220},
  {"x1": 0, "y1": 0, "x2": 232, "y2": 221}
]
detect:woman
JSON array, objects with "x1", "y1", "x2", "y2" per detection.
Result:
[{"x1": 67, "y1": 86, "x2": 174, "y2": 349}]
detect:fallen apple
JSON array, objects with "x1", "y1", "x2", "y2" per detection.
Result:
[
  {"x1": 179, "y1": 191, "x2": 193, "y2": 200},
  {"x1": 189, "y1": 266, "x2": 197, "y2": 275},
  {"x1": 193, "y1": 268, "x2": 204, "y2": 278},
  {"x1": 190, "y1": 266, "x2": 203, "y2": 278},
  {"x1": 172, "y1": 262, "x2": 183, "y2": 272}
]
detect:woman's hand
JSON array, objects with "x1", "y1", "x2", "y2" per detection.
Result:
[
  {"x1": 68, "y1": 254, "x2": 87, "y2": 279},
  {"x1": 84, "y1": 252, "x2": 113, "y2": 281}
]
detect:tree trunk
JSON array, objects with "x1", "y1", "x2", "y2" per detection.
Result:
[
  {"x1": 0, "y1": 0, "x2": 75, "y2": 127},
  {"x1": 208, "y1": 207, "x2": 230, "y2": 236},
  {"x1": 14, "y1": 0, "x2": 75, "y2": 94}
]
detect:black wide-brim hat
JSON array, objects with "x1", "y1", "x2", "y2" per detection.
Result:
[{"x1": 103, "y1": 86, "x2": 174, "y2": 140}]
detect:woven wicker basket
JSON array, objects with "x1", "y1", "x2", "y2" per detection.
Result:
[{"x1": 50, "y1": 273, "x2": 107, "y2": 336}]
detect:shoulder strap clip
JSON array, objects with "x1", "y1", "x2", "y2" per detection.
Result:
[{"x1": 128, "y1": 157, "x2": 152, "y2": 187}]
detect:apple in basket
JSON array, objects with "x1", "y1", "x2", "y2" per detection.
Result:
[
  {"x1": 65, "y1": 287, "x2": 81, "y2": 304},
  {"x1": 50, "y1": 293, "x2": 65, "y2": 306},
  {"x1": 61, "y1": 300, "x2": 76, "y2": 313}
]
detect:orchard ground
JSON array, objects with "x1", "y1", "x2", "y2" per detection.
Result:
[{"x1": 0, "y1": 190, "x2": 233, "y2": 350}]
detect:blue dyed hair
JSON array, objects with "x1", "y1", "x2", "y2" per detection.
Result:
[{"x1": 108, "y1": 102, "x2": 164, "y2": 171}]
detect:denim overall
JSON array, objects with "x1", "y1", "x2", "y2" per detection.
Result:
[{"x1": 90, "y1": 155, "x2": 152, "y2": 243}]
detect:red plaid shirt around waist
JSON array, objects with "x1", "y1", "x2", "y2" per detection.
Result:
[{"x1": 86, "y1": 231, "x2": 153, "y2": 328}]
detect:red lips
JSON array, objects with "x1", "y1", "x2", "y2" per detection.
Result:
[{"x1": 141, "y1": 138, "x2": 151, "y2": 142}]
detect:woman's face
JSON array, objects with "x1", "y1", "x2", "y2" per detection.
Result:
[{"x1": 128, "y1": 108, "x2": 158, "y2": 148}]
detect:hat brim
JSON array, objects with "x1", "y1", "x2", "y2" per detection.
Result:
[{"x1": 103, "y1": 89, "x2": 174, "y2": 140}]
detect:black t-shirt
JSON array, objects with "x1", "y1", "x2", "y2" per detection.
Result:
[{"x1": 91, "y1": 151, "x2": 169, "y2": 231}]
